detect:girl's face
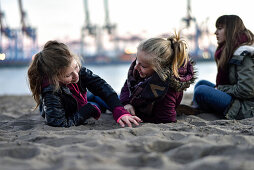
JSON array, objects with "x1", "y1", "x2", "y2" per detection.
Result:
[
  {"x1": 59, "y1": 58, "x2": 80, "y2": 85},
  {"x1": 134, "y1": 50, "x2": 155, "y2": 78},
  {"x1": 215, "y1": 25, "x2": 226, "y2": 44}
]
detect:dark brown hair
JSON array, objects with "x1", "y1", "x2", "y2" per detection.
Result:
[
  {"x1": 215, "y1": 15, "x2": 254, "y2": 68},
  {"x1": 27, "y1": 40, "x2": 81, "y2": 109}
]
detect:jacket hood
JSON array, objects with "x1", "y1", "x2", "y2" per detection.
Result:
[
  {"x1": 233, "y1": 44, "x2": 254, "y2": 56},
  {"x1": 230, "y1": 44, "x2": 254, "y2": 65},
  {"x1": 167, "y1": 60, "x2": 196, "y2": 91}
]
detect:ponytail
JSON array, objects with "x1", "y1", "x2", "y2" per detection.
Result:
[
  {"x1": 167, "y1": 31, "x2": 189, "y2": 78},
  {"x1": 27, "y1": 53, "x2": 44, "y2": 109},
  {"x1": 137, "y1": 31, "x2": 189, "y2": 81}
]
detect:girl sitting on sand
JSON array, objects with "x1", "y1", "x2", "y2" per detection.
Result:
[
  {"x1": 28, "y1": 40, "x2": 141, "y2": 127},
  {"x1": 193, "y1": 15, "x2": 254, "y2": 119},
  {"x1": 120, "y1": 32, "x2": 196, "y2": 123}
]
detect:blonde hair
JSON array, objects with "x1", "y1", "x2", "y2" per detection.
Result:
[
  {"x1": 137, "y1": 31, "x2": 189, "y2": 81},
  {"x1": 27, "y1": 40, "x2": 81, "y2": 109}
]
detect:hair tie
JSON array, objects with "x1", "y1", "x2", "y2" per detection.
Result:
[
  {"x1": 38, "y1": 51, "x2": 43, "y2": 58},
  {"x1": 167, "y1": 38, "x2": 175, "y2": 51}
]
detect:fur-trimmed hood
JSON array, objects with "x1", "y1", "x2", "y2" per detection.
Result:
[
  {"x1": 167, "y1": 60, "x2": 196, "y2": 92},
  {"x1": 233, "y1": 44, "x2": 254, "y2": 56}
]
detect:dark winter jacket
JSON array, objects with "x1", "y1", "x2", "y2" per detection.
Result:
[
  {"x1": 120, "y1": 60, "x2": 195, "y2": 123},
  {"x1": 40, "y1": 67, "x2": 123, "y2": 127},
  {"x1": 217, "y1": 44, "x2": 254, "y2": 119}
]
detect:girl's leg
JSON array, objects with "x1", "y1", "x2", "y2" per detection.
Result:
[
  {"x1": 194, "y1": 80, "x2": 216, "y2": 90},
  {"x1": 194, "y1": 85, "x2": 232, "y2": 114},
  {"x1": 192, "y1": 80, "x2": 216, "y2": 108},
  {"x1": 94, "y1": 96, "x2": 110, "y2": 111},
  {"x1": 87, "y1": 91, "x2": 109, "y2": 112}
]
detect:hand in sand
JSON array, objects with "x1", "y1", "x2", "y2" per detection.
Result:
[
  {"x1": 124, "y1": 104, "x2": 136, "y2": 115},
  {"x1": 118, "y1": 115, "x2": 142, "y2": 128}
]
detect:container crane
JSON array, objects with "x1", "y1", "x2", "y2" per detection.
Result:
[
  {"x1": 182, "y1": 0, "x2": 214, "y2": 61},
  {"x1": 103, "y1": 0, "x2": 120, "y2": 56},
  {"x1": 0, "y1": 7, "x2": 14, "y2": 39},
  {"x1": 182, "y1": 0, "x2": 202, "y2": 59},
  {"x1": 18, "y1": 0, "x2": 36, "y2": 42},
  {"x1": 81, "y1": 0, "x2": 98, "y2": 56},
  {"x1": 103, "y1": 0, "x2": 116, "y2": 35},
  {"x1": 0, "y1": 1, "x2": 22, "y2": 63},
  {"x1": 0, "y1": 2, "x2": 16, "y2": 49},
  {"x1": 182, "y1": 0, "x2": 196, "y2": 28}
]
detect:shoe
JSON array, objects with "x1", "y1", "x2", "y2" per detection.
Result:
[{"x1": 176, "y1": 104, "x2": 201, "y2": 115}]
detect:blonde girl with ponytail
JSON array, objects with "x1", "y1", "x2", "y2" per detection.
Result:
[{"x1": 120, "y1": 32, "x2": 196, "y2": 123}]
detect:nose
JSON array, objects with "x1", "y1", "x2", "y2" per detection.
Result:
[
  {"x1": 214, "y1": 29, "x2": 218, "y2": 35},
  {"x1": 73, "y1": 70, "x2": 79, "y2": 79},
  {"x1": 134, "y1": 62, "x2": 140, "y2": 71}
]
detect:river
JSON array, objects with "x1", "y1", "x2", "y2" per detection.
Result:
[{"x1": 0, "y1": 62, "x2": 216, "y2": 95}]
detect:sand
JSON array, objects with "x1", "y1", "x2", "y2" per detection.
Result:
[{"x1": 0, "y1": 93, "x2": 254, "y2": 170}]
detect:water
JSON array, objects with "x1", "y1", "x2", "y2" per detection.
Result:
[{"x1": 0, "y1": 62, "x2": 217, "y2": 96}]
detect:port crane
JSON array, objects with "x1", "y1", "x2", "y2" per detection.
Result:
[
  {"x1": 0, "y1": 0, "x2": 37, "y2": 66},
  {"x1": 182, "y1": 0, "x2": 214, "y2": 61},
  {"x1": 80, "y1": 0, "x2": 98, "y2": 56},
  {"x1": 18, "y1": 0, "x2": 36, "y2": 42},
  {"x1": 0, "y1": 1, "x2": 22, "y2": 61},
  {"x1": 81, "y1": 0, "x2": 119, "y2": 58}
]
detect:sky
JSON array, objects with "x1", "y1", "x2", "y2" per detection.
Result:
[{"x1": 1, "y1": 0, "x2": 254, "y2": 46}]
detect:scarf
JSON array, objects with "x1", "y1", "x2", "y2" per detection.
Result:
[
  {"x1": 67, "y1": 83, "x2": 87, "y2": 110},
  {"x1": 127, "y1": 61, "x2": 170, "y2": 115}
]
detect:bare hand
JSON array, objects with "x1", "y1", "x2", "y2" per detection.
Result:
[
  {"x1": 124, "y1": 104, "x2": 136, "y2": 115},
  {"x1": 118, "y1": 115, "x2": 142, "y2": 128}
]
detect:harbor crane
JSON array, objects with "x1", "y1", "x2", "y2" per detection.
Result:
[
  {"x1": 18, "y1": 0, "x2": 36, "y2": 42},
  {"x1": 81, "y1": 0, "x2": 98, "y2": 56},
  {"x1": 103, "y1": 0, "x2": 116, "y2": 35}
]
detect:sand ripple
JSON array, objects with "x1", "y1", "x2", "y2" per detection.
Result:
[{"x1": 0, "y1": 95, "x2": 254, "y2": 170}]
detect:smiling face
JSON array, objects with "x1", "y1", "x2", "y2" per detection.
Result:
[
  {"x1": 59, "y1": 58, "x2": 80, "y2": 85},
  {"x1": 134, "y1": 50, "x2": 155, "y2": 78},
  {"x1": 215, "y1": 25, "x2": 226, "y2": 45}
]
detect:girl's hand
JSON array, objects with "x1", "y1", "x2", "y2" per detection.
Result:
[
  {"x1": 118, "y1": 115, "x2": 142, "y2": 128},
  {"x1": 124, "y1": 104, "x2": 136, "y2": 115}
]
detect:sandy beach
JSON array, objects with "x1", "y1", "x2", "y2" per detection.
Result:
[{"x1": 0, "y1": 93, "x2": 254, "y2": 170}]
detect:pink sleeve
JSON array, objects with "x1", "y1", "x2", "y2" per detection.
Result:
[{"x1": 112, "y1": 106, "x2": 131, "y2": 122}]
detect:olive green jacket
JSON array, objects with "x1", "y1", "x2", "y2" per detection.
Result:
[{"x1": 217, "y1": 44, "x2": 254, "y2": 119}]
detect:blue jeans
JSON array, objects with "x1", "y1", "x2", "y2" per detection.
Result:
[
  {"x1": 193, "y1": 80, "x2": 232, "y2": 114},
  {"x1": 87, "y1": 91, "x2": 110, "y2": 112}
]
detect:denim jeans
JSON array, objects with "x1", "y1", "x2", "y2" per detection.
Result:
[
  {"x1": 87, "y1": 91, "x2": 110, "y2": 112},
  {"x1": 193, "y1": 80, "x2": 232, "y2": 114}
]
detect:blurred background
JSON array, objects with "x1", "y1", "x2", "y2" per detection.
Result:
[{"x1": 0, "y1": 0, "x2": 253, "y2": 95}]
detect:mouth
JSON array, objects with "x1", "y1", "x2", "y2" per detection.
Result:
[
  {"x1": 72, "y1": 78, "x2": 79, "y2": 83},
  {"x1": 139, "y1": 72, "x2": 146, "y2": 78}
]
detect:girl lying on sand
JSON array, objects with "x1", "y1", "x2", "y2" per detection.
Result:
[
  {"x1": 120, "y1": 32, "x2": 196, "y2": 123},
  {"x1": 28, "y1": 40, "x2": 141, "y2": 127}
]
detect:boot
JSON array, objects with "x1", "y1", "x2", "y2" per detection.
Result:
[{"x1": 176, "y1": 104, "x2": 201, "y2": 115}]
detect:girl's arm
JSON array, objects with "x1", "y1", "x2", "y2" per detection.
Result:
[
  {"x1": 152, "y1": 89, "x2": 181, "y2": 123},
  {"x1": 79, "y1": 67, "x2": 122, "y2": 109},
  {"x1": 80, "y1": 67, "x2": 142, "y2": 126},
  {"x1": 41, "y1": 91, "x2": 99, "y2": 127}
]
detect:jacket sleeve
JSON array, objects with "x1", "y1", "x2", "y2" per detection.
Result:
[
  {"x1": 42, "y1": 91, "x2": 98, "y2": 127},
  {"x1": 152, "y1": 89, "x2": 181, "y2": 123},
  {"x1": 120, "y1": 80, "x2": 131, "y2": 105},
  {"x1": 217, "y1": 55, "x2": 254, "y2": 99},
  {"x1": 79, "y1": 67, "x2": 122, "y2": 110}
]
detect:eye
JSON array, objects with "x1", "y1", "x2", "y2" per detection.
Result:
[{"x1": 65, "y1": 74, "x2": 71, "y2": 78}]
